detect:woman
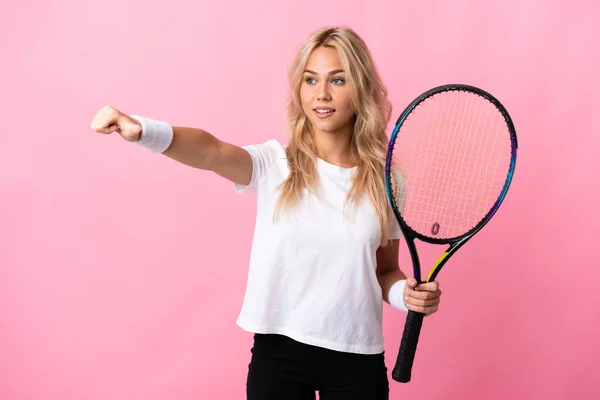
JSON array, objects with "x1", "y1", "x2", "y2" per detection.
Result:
[{"x1": 90, "y1": 26, "x2": 441, "y2": 400}]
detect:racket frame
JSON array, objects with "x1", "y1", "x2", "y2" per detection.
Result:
[{"x1": 384, "y1": 84, "x2": 518, "y2": 382}]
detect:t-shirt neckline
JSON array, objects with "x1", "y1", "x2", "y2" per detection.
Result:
[{"x1": 316, "y1": 157, "x2": 358, "y2": 176}]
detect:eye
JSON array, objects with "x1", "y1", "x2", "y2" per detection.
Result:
[
  {"x1": 305, "y1": 77, "x2": 316, "y2": 84},
  {"x1": 332, "y1": 77, "x2": 345, "y2": 85}
]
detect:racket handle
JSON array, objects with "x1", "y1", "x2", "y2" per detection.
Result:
[{"x1": 392, "y1": 310, "x2": 425, "y2": 383}]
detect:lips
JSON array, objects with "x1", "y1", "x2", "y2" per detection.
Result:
[{"x1": 314, "y1": 106, "x2": 336, "y2": 119}]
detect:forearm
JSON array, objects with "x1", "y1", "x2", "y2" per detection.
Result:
[
  {"x1": 162, "y1": 126, "x2": 220, "y2": 170},
  {"x1": 131, "y1": 114, "x2": 252, "y2": 185}
]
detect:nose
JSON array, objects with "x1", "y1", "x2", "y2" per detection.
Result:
[{"x1": 317, "y1": 81, "x2": 332, "y2": 101}]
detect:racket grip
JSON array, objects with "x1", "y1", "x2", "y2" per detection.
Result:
[{"x1": 392, "y1": 310, "x2": 425, "y2": 383}]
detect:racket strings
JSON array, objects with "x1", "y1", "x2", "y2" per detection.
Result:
[
  {"x1": 454, "y1": 92, "x2": 493, "y2": 223},
  {"x1": 390, "y1": 90, "x2": 512, "y2": 239}
]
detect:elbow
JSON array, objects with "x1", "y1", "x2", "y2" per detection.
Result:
[{"x1": 198, "y1": 137, "x2": 221, "y2": 171}]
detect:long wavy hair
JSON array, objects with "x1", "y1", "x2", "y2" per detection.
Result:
[{"x1": 275, "y1": 26, "x2": 395, "y2": 246}]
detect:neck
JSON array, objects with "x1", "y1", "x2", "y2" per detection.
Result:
[{"x1": 313, "y1": 127, "x2": 355, "y2": 168}]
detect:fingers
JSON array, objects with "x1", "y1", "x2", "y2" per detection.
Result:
[
  {"x1": 404, "y1": 279, "x2": 442, "y2": 316},
  {"x1": 102, "y1": 123, "x2": 120, "y2": 134},
  {"x1": 405, "y1": 284, "x2": 441, "y2": 300},
  {"x1": 404, "y1": 294, "x2": 440, "y2": 316},
  {"x1": 90, "y1": 105, "x2": 120, "y2": 134},
  {"x1": 405, "y1": 295, "x2": 440, "y2": 308},
  {"x1": 407, "y1": 303, "x2": 439, "y2": 316},
  {"x1": 406, "y1": 278, "x2": 439, "y2": 290},
  {"x1": 406, "y1": 277, "x2": 419, "y2": 288},
  {"x1": 89, "y1": 105, "x2": 142, "y2": 142},
  {"x1": 416, "y1": 280, "x2": 439, "y2": 292}
]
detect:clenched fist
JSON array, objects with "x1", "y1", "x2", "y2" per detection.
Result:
[
  {"x1": 90, "y1": 105, "x2": 142, "y2": 142},
  {"x1": 404, "y1": 277, "x2": 441, "y2": 316}
]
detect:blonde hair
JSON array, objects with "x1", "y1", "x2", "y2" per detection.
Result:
[{"x1": 276, "y1": 26, "x2": 395, "y2": 246}]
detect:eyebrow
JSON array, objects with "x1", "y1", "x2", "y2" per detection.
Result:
[{"x1": 303, "y1": 69, "x2": 345, "y2": 76}]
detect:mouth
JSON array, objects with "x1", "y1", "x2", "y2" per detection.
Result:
[{"x1": 313, "y1": 107, "x2": 336, "y2": 119}]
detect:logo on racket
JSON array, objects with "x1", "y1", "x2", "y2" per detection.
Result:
[{"x1": 431, "y1": 222, "x2": 440, "y2": 236}]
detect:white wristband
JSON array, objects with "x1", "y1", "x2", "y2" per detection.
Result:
[
  {"x1": 130, "y1": 115, "x2": 174, "y2": 153},
  {"x1": 389, "y1": 279, "x2": 409, "y2": 312}
]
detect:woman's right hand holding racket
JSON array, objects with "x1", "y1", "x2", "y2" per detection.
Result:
[{"x1": 404, "y1": 278, "x2": 441, "y2": 316}]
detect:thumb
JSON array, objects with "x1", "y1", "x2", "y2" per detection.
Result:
[
  {"x1": 117, "y1": 116, "x2": 143, "y2": 142},
  {"x1": 406, "y1": 277, "x2": 418, "y2": 289}
]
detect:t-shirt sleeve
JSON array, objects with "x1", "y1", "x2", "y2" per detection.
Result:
[{"x1": 233, "y1": 139, "x2": 282, "y2": 193}]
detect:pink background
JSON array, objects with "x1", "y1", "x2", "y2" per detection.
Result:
[{"x1": 1, "y1": 0, "x2": 598, "y2": 399}]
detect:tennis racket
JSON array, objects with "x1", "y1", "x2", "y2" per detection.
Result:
[{"x1": 385, "y1": 84, "x2": 518, "y2": 383}]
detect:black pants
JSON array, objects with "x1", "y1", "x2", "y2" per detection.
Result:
[{"x1": 246, "y1": 334, "x2": 389, "y2": 400}]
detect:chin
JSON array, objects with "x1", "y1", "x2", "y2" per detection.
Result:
[
  {"x1": 313, "y1": 124, "x2": 337, "y2": 134},
  {"x1": 315, "y1": 121, "x2": 348, "y2": 134}
]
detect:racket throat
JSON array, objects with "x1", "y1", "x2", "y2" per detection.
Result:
[
  {"x1": 406, "y1": 239, "x2": 423, "y2": 283},
  {"x1": 426, "y1": 251, "x2": 450, "y2": 281}
]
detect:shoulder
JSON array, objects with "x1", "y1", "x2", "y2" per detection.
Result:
[
  {"x1": 242, "y1": 139, "x2": 287, "y2": 160},
  {"x1": 234, "y1": 139, "x2": 288, "y2": 193}
]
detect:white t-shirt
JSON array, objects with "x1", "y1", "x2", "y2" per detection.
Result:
[{"x1": 234, "y1": 139, "x2": 401, "y2": 354}]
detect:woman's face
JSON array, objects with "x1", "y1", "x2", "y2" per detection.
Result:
[{"x1": 300, "y1": 46, "x2": 355, "y2": 137}]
